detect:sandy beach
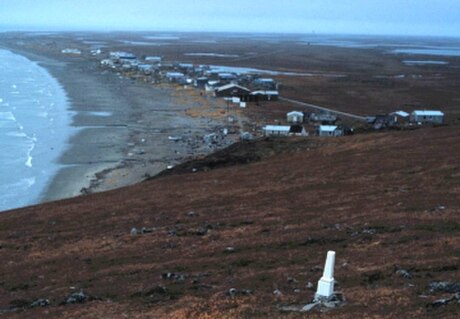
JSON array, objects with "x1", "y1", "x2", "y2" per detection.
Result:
[{"x1": 0, "y1": 37, "x2": 241, "y2": 204}]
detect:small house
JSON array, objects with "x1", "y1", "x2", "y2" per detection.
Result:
[
  {"x1": 410, "y1": 110, "x2": 444, "y2": 124},
  {"x1": 138, "y1": 64, "x2": 153, "y2": 75},
  {"x1": 215, "y1": 84, "x2": 251, "y2": 100},
  {"x1": 194, "y1": 77, "x2": 209, "y2": 87},
  {"x1": 101, "y1": 59, "x2": 115, "y2": 68},
  {"x1": 110, "y1": 51, "x2": 136, "y2": 61},
  {"x1": 178, "y1": 63, "x2": 194, "y2": 73},
  {"x1": 263, "y1": 125, "x2": 291, "y2": 137},
  {"x1": 61, "y1": 48, "x2": 81, "y2": 55},
  {"x1": 371, "y1": 114, "x2": 392, "y2": 130},
  {"x1": 388, "y1": 110, "x2": 409, "y2": 126},
  {"x1": 249, "y1": 90, "x2": 279, "y2": 102},
  {"x1": 309, "y1": 113, "x2": 337, "y2": 124},
  {"x1": 218, "y1": 73, "x2": 237, "y2": 83},
  {"x1": 253, "y1": 78, "x2": 277, "y2": 90},
  {"x1": 287, "y1": 111, "x2": 304, "y2": 123},
  {"x1": 145, "y1": 56, "x2": 162, "y2": 64},
  {"x1": 317, "y1": 125, "x2": 343, "y2": 137},
  {"x1": 205, "y1": 80, "x2": 221, "y2": 92},
  {"x1": 165, "y1": 72, "x2": 185, "y2": 82}
]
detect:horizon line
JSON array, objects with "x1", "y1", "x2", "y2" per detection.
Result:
[{"x1": 1, "y1": 26, "x2": 460, "y2": 40}]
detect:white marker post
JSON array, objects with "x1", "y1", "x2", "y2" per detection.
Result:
[{"x1": 315, "y1": 250, "x2": 336, "y2": 300}]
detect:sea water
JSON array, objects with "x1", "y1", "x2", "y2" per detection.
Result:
[{"x1": 0, "y1": 50, "x2": 72, "y2": 212}]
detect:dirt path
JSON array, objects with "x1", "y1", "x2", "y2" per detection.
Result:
[{"x1": 280, "y1": 96, "x2": 368, "y2": 121}]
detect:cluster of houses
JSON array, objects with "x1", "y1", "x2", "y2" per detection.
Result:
[
  {"x1": 263, "y1": 108, "x2": 445, "y2": 138},
  {"x1": 99, "y1": 51, "x2": 279, "y2": 104},
  {"x1": 98, "y1": 51, "x2": 445, "y2": 139},
  {"x1": 367, "y1": 109, "x2": 445, "y2": 129},
  {"x1": 263, "y1": 111, "x2": 346, "y2": 137}
]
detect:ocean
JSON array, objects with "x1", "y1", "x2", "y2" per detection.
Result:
[{"x1": 0, "y1": 49, "x2": 72, "y2": 212}]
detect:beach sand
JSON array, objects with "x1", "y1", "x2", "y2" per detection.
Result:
[{"x1": 0, "y1": 40, "x2": 241, "y2": 204}]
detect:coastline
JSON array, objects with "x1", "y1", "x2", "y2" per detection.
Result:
[
  {"x1": 0, "y1": 42, "x2": 239, "y2": 206},
  {"x1": 0, "y1": 49, "x2": 73, "y2": 211}
]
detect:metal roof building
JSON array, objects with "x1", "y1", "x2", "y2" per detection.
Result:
[{"x1": 410, "y1": 110, "x2": 444, "y2": 124}]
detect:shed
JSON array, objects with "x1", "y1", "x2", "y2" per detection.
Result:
[
  {"x1": 317, "y1": 125, "x2": 343, "y2": 137},
  {"x1": 215, "y1": 84, "x2": 251, "y2": 99},
  {"x1": 410, "y1": 110, "x2": 444, "y2": 124},
  {"x1": 289, "y1": 125, "x2": 308, "y2": 136},
  {"x1": 263, "y1": 125, "x2": 291, "y2": 137},
  {"x1": 287, "y1": 111, "x2": 304, "y2": 123},
  {"x1": 389, "y1": 110, "x2": 410, "y2": 125}
]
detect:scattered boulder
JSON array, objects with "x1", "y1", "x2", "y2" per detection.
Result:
[
  {"x1": 273, "y1": 289, "x2": 282, "y2": 296},
  {"x1": 131, "y1": 227, "x2": 155, "y2": 236},
  {"x1": 362, "y1": 228, "x2": 377, "y2": 235},
  {"x1": 62, "y1": 291, "x2": 90, "y2": 305},
  {"x1": 227, "y1": 288, "x2": 237, "y2": 297},
  {"x1": 281, "y1": 292, "x2": 346, "y2": 313},
  {"x1": 429, "y1": 281, "x2": 460, "y2": 294},
  {"x1": 395, "y1": 269, "x2": 412, "y2": 279},
  {"x1": 427, "y1": 293, "x2": 460, "y2": 308},
  {"x1": 161, "y1": 272, "x2": 186, "y2": 282},
  {"x1": 224, "y1": 246, "x2": 235, "y2": 253},
  {"x1": 187, "y1": 211, "x2": 197, "y2": 217},
  {"x1": 195, "y1": 226, "x2": 209, "y2": 236},
  {"x1": 30, "y1": 299, "x2": 50, "y2": 308},
  {"x1": 227, "y1": 288, "x2": 252, "y2": 298},
  {"x1": 301, "y1": 302, "x2": 320, "y2": 312}
]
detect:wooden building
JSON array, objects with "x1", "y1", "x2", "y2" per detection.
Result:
[
  {"x1": 215, "y1": 84, "x2": 251, "y2": 100},
  {"x1": 248, "y1": 90, "x2": 279, "y2": 102}
]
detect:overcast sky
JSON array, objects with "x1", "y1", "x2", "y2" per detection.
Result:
[{"x1": 1, "y1": 0, "x2": 459, "y2": 37}]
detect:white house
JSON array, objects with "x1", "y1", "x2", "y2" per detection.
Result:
[
  {"x1": 263, "y1": 125, "x2": 308, "y2": 137},
  {"x1": 410, "y1": 110, "x2": 444, "y2": 124},
  {"x1": 317, "y1": 125, "x2": 343, "y2": 137},
  {"x1": 287, "y1": 111, "x2": 304, "y2": 123},
  {"x1": 263, "y1": 125, "x2": 291, "y2": 137}
]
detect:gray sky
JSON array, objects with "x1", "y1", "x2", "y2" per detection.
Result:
[{"x1": 1, "y1": 0, "x2": 459, "y2": 37}]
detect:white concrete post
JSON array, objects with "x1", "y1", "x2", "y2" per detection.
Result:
[{"x1": 315, "y1": 250, "x2": 336, "y2": 299}]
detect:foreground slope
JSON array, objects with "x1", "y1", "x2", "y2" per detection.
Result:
[{"x1": 1, "y1": 126, "x2": 459, "y2": 318}]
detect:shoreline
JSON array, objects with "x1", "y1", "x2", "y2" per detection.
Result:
[
  {"x1": 0, "y1": 43, "x2": 241, "y2": 206},
  {"x1": 0, "y1": 48, "x2": 73, "y2": 211}
]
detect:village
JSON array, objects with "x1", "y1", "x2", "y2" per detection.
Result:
[
  {"x1": 0, "y1": 26, "x2": 458, "y2": 317},
  {"x1": 93, "y1": 49, "x2": 446, "y2": 140}
]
